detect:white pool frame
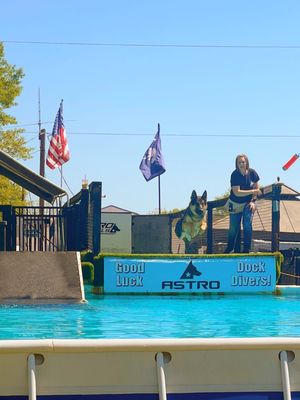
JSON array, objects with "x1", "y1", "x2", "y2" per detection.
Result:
[{"x1": 1, "y1": 337, "x2": 300, "y2": 400}]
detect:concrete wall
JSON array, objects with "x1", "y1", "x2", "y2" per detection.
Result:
[
  {"x1": 0, "y1": 252, "x2": 84, "y2": 301},
  {"x1": 132, "y1": 215, "x2": 171, "y2": 254}
]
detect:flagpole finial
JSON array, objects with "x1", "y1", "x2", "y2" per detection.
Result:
[{"x1": 82, "y1": 176, "x2": 88, "y2": 189}]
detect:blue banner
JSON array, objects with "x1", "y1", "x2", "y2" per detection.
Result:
[{"x1": 103, "y1": 255, "x2": 277, "y2": 294}]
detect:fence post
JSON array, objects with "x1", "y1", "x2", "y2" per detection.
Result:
[
  {"x1": 1, "y1": 206, "x2": 14, "y2": 251},
  {"x1": 271, "y1": 183, "x2": 281, "y2": 252},
  {"x1": 88, "y1": 182, "x2": 102, "y2": 255},
  {"x1": 0, "y1": 221, "x2": 7, "y2": 251},
  {"x1": 79, "y1": 188, "x2": 89, "y2": 250},
  {"x1": 206, "y1": 204, "x2": 213, "y2": 254},
  {"x1": 206, "y1": 198, "x2": 228, "y2": 254}
]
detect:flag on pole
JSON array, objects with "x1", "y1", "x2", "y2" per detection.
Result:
[
  {"x1": 139, "y1": 123, "x2": 166, "y2": 181},
  {"x1": 46, "y1": 101, "x2": 70, "y2": 170}
]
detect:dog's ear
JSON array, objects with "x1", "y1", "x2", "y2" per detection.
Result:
[
  {"x1": 190, "y1": 190, "x2": 197, "y2": 202},
  {"x1": 201, "y1": 190, "x2": 207, "y2": 203}
]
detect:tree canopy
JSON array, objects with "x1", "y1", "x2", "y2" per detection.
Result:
[{"x1": 0, "y1": 42, "x2": 32, "y2": 205}]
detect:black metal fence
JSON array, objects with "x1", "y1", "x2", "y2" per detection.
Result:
[
  {"x1": 130, "y1": 183, "x2": 300, "y2": 255},
  {"x1": 14, "y1": 206, "x2": 65, "y2": 251},
  {"x1": 87, "y1": 182, "x2": 102, "y2": 255},
  {"x1": 1, "y1": 181, "x2": 299, "y2": 258},
  {"x1": 0, "y1": 181, "x2": 102, "y2": 254},
  {"x1": 206, "y1": 183, "x2": 300, "y2": 254}
]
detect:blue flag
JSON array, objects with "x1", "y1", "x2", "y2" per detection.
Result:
[{"x1": 139, "y1": 124, "x2": 166, "y2": 181}]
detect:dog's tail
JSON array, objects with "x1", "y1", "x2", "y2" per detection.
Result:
[{"x1": 175, "y1": 219, "x2": 183, "y2": 239}]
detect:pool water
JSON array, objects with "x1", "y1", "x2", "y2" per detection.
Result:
[{"x1": 0, "y1": 287, "x2": 300, "y2": 339}]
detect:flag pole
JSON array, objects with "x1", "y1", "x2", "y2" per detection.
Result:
[
  {"x1": 38, "y1": 88, "x2": 45, "y2": 208},
  {"x1": 60, "y1": 166, "x2": 63, "y2": 188},
  {"x1": 158, "y1": 175, "x2": 161, "y2": 214},
  {"x1": 139, "y1": 122, "x2": 165, "y2": 214},
  {"x1": 60, "y1": 99, "x2": 64, "y2": 189},
  {"x1": 38, "y1": 88, "x2": 45, "y2": 251}
]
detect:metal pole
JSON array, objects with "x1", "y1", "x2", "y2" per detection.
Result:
[
  {"x1": 39, "y1": 129, "x2": 46, "y2": 206},
  {"x1": 156, "y1": 352, "x2": 167, "y2": 400},
  {"x1": 158, "y1": 175, "x2": 161, "y2": 214},
  {"x1": 60, "y1": 166, "x2": 63, "y2": 188},
  {"x1": 207, "y1": 204, "x2": 213, "y2": 254},
  {"x1": 280, "y1": 351, "x2": 291, "y2": 400},
  {"x1": 272, "y1": 183, "x2": 281, "y2": 252},
  {"x1": 0, "y1": 221, "x2": 7, "y2": 251},
  {"x1": 60, "y1": 99, "x2": 64, "y2": 191},
  {"x1": 38, "y1": 89, "x2": 45, "y2": 208},
  {"x1": 27, "y1": 354, "x2": 36, "y2": 400},
  {"x1": 38, "y1": 89, "x2": 45, "y2": 250}
]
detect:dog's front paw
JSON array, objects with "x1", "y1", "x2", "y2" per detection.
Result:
[
  {"x1": 200, "y1": 222, "x2": 207, "y2": 231},
  {"x1": 183, "y1": 234, "x2": 192, "y2": 242}
]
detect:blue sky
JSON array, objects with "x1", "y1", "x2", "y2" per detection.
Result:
[{"x1": 2, "y1": 0, "x2": 300, "y2": 213}]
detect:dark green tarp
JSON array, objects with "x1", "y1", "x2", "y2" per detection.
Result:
[{"x1": 0, "y1": 150, "x2": 66, "y2": 204}]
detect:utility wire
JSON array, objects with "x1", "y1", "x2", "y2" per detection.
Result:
[
  {"x1": 10, "y1": 124, "x2": 300, "y2": 137},
  {"x1": 25, "y1": 136, "x2": 37, "y2": 144},
  {"x1": 20, "y1": 131, "x2": 300, "y2": 138},
  {"x1": 3, "y1": 40, "x2": 300, "y2": 49},
  {"x1": 61, "y1": 175, "x2": 74, "y2": 196},
  {"x1": 7, "y1": 120, "x2": 75, "y2": 128},
  {"x1": 8, "y1": 124, "x2": 300, "y2": 138}
]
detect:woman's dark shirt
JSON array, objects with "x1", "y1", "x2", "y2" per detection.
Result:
[{"x1": 229, "y1": 168, "x2": 260, "y2": 204}]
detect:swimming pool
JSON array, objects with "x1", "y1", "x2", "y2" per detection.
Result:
[
  {"x1": 1, "y1": 285, "x2": 300, "y2": 339},
  {"x1": 1, "y1": 286, "x2": 300, "y2": 399}
]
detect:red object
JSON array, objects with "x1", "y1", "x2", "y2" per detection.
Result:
[
  {"x1": 46, "y1": 101, "x2": 70, "y2": 170},
  {"x1": 282, "y1": 154, "x2": 299, "y2": 170}
]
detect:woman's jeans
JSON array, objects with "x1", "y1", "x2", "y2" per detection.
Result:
[{"x1": 225, "y1": 205, "x2": 254, "y2": 253}]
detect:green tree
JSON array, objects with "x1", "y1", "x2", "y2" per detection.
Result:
[
  {"x1": 0, "y1": 42, "x2": 32, "y2": 205},
  {"x1": 214, "y1": 189, "x2": 230, "y2": 201},
  {"x1": 160, "y1": 208, "x2": 182, "y2": 215}
]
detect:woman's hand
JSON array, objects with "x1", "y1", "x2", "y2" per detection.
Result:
[
  {"x1": 248, "y1": 201, "x2": 257, "y2": 212},
  {"x1": 253, "y1": 188, "x2": 262, "y2": 196}
]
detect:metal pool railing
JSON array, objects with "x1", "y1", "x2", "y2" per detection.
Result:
[{"x1": 1, "y1": 338, "x2": 300, "y2": 400}]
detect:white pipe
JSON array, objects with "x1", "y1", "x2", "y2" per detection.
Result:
[
  {"x1": 2, "y1": 337, "x2": 300, "y2": 353},
  {"x1": 27, "y1": 354, "x2": 36, "y2": 400},
  {"x1": 156, "y1": 352, "x2": 167, "y2": 400},
  {"x1": 280, "y1": 351, "x2": 291, "y2": 400},
  {"x1": 48, "y1": 337, "x2": 300, "y2": 352}
]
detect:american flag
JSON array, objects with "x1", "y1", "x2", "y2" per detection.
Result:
[{"x1": 46, "y1": 101, "x2": 70, "y2": 170}]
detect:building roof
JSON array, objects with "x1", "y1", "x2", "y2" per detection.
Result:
[
  {"x1": 102, "y1": 205, "x2": 138, "y2": 214},
  {"x1": 281, "y1": 183, "x2": 300, "y2": 196}
]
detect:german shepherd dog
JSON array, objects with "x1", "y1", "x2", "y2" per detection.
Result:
[{"x1": 175, "y1": 190, "x2": 207, "y2": 253}]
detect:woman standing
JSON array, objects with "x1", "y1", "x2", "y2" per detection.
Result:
[{"x1": 225, "y1": 154, "x2": 261, "y2": 254}]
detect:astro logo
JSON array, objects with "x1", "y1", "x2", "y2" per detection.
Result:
[
  {"x1": 180, "y1": 261, "x2": 202, "y2": 279},
  {"x1": 161, "y1": 260, "x2": 220, "y2": 291},
  {"x1": 101, "y1": 223, "x2": 120, "y2": 234}
]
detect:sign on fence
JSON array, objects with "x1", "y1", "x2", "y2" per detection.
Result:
[{"x1": 103, "y1": 255, "x2": 277, "y2": 294}]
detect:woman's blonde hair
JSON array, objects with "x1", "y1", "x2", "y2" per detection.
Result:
[{"x1": 235, "y1": 154, "x2": 249, "y2": 170}]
